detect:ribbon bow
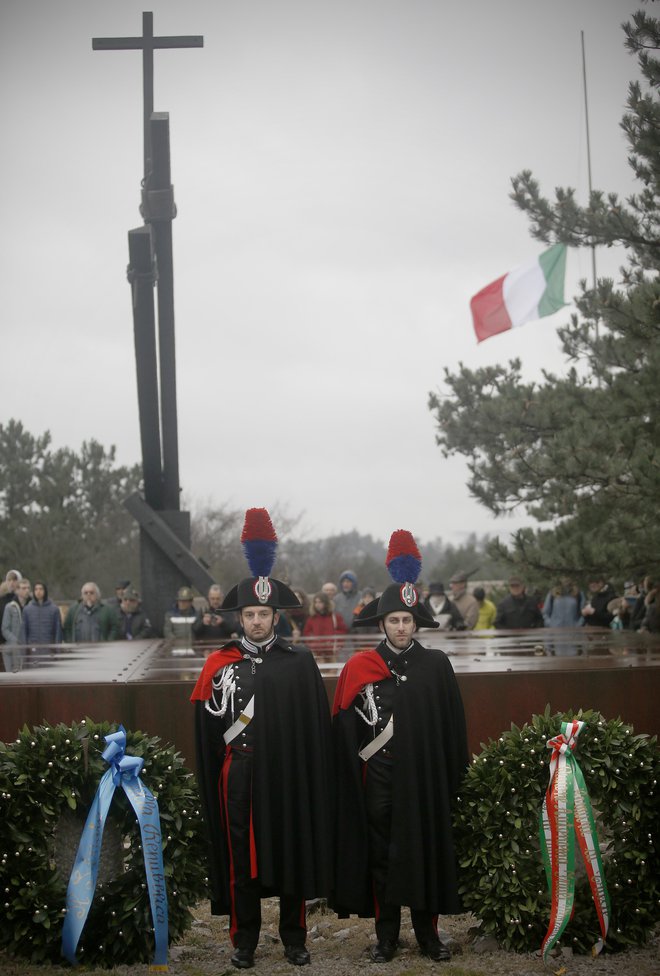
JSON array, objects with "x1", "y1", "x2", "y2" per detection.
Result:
[
  {"x1": 61, "y1": 726, "x2": 169, "y2": 970},
  {"x1": 539, "y1": 720, "x2": 610, "y2": 961},
  {"x1": 103, "y1": 729, "x2": 144, "y2": 784}
]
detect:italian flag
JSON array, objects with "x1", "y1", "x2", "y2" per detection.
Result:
[{"x1": 470, "y1": 243, "x2": 567, "y2": 343}]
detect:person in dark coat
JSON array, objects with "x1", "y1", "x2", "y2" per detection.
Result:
[
  {"x1": 192, "y1": 584, "x2": 239, "y2": 642},
  {"x1": 19, "y1": 581, "x2": 63, "y2": 645},
  {"x1": 495, "y1": 576, "x2": 544, "y2": 629},
  {"x1": 332, "y1": 530, "x2": 468, "y2": 964},
  {"x1": 191, "y1": 509, "x2": 332, "y2": 970},
  {"x1": 116, "y1": 587, "x2": 153, "y2": 640},
  {"x1": 581, "y1": 575, "x2": 617, "y2": 628},
  {"x1": 422, "y1": 581, "x2": 466, "y2": 630}
]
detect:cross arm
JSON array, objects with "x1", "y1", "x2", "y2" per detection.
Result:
[{"x1": 92, "y1": 36, "x2": 203, "y2": 51}]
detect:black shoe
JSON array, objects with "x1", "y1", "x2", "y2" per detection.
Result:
[
  {"x1": 419, "y1": 937, "x2": 451, "y2": 962},
  {"x1": 231, "y1": 947, "x2": 255, "y2": 969},
  {"x1": 369, "y1": 939, "x2": 397, "y2": 963},
  {"x1": 284, "y1": 944, "x2": 311, "y2": 966}
]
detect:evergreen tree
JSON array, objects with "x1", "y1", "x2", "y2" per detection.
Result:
[
  {"x1": 0, "y1": 420, "x2": 141, "y2": 597},
  {"x1": 428, "y1": 11, "x2": 660, "y2": 587}
]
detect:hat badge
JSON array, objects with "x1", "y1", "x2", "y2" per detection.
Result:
[
  {"x1": 254, "y1": 576, "x2": 272, "y2": 604},
  {"x1": 400, "y1": 582, "x2": 418, "y2": 608}
]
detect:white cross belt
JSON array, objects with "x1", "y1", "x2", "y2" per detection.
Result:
[
  {"x1": 358, "y1": 715, "x2": 394, "y2": 762},
  {"x1": 223, "y1": 695, "x2": 255, "y2": 745}
]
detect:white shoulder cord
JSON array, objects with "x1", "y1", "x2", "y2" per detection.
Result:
[
  {"x1": 355, "y1": 682, "x2": 378, "y2": 726},
  {"x1": 205, "y1": 664, "x2": 236, "y2": 719}
]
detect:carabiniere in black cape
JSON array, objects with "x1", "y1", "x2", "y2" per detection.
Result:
[
  {"x1": 193, "y1": 638, "x2": 334, "y2": 914},
  {"x1": 332, "y1": 639, "x2": 469, "y2": 917}
]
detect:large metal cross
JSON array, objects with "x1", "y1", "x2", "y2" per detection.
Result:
[{"x1": 92, "y1": 11, "x2": 203, "y2": 180}]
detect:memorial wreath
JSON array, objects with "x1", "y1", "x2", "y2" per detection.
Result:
[
  {"x1": 454, "y1": 707, "x2": 660, "y2": 954},
  {"x1": 0, "y1": 719, "x2": 208, "y2": 966}
]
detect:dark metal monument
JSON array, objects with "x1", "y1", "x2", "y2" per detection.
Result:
[{"x1": 93, "y1": 12, "x2": 213, "y2": 633}]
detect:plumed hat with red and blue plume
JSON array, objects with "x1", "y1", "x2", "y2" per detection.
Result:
[
  {"x1": 356, "y1": 529, "x2": 438, "y2": 628},
  {"x1": 221, "y1": 508, "x2": 301, "y2": 612}
]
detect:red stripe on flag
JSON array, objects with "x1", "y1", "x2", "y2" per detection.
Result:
[{"x1": 470, "y1": 274, "x2": 512, "y2": 343}]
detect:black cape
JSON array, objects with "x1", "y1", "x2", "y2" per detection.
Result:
[
  {"x1": 332, "y1": 639, "x2": 468, "y2": 916},
  {"x1": 193, "y1": 638, "x2": 333, "y2": 914}
]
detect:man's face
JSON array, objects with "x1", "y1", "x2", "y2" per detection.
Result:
[
  {"x1": 240, "y1": 606, "x2": 279, "y2": 643},
  {"x1": 449, "y1": 580, "x2": 465, "y2": 597},
  {"x1": 509, "y1": 582, "x2": 524, "y2": 596},
  {"x1": 341, "y1": 578, "x2": 354, "y2": 593},
  {"x1": 34, "y1": 583, "x2": 46, "y2": 602},
  {"x1": 380, "y1": 611, "x2": 415, "y2": 650},
  {"x1": 81, "y1": 585, "x2": 98, "y2": 607},
  {"x1": 121, "y1": 598, "x2": 139, "y2": 614},
  {"x1": 17, "y1": 580, "x2": 31, "y2": 602},
  {"x1": 208, "y1": 589, "x2": 223, "y2": 609},
  {"x1": 321, "y1": 583, "x2": 337, "y2": 599},
  {"x1": 588, "y1": 580, "x2": 603, "y2": 593},
  {"x1": 177, "y1": 598, "x2": 193, "y2": 612}
]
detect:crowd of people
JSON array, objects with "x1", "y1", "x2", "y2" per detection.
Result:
[{"x1": 1, "y1": 564, "x2": 658, "y2": 662}]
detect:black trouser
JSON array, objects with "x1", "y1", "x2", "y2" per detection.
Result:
[
  {"x1": 364, "y1": 758, "x2": 438, "y2": 946},
  {"x1": 222, "y1": 747, "x2": 306, "y2": 951}
]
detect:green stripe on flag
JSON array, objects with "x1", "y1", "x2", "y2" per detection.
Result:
[{"x1": 538, "y1": 243, "x2": 567, "y2": 317}]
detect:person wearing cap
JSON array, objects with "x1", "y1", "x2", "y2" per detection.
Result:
[
  {"x1": 117, "y1": 587, "x2": 153, "y2": 640},
  {"x1": 494, "y1": 577, "x2": 544, "y2": 629},
  {"x1": 191, "y1": 509, "x2": 332, "y2": 970},
  {"x1": 447, "y1": 570, "x2": 479, "y2": 630},
  {"x1": 163, "y1": 585, "x2": 197, "y2": 638},
  {"x1": 104, "y1": 578, "x2": 132, "y2": 614},
  {"x1": 332, "y1": 531, "x2": 468, "y2": 964}
]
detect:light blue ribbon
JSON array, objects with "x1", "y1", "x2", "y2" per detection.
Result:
[{"x1": 61, "y1": 726, "x2": 169, "y2": 968}]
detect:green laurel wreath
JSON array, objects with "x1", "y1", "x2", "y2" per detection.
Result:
[
  {"x1": 0, "y1": 719, "x2": 208, "y2": 966},
  {"x1": 454, "y1": 707, "x2": 660, "y2": 954}
]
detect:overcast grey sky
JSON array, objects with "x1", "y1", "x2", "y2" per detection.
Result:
[{"x1": 0, "y1": 0, "x2": 641, "y2": 546}]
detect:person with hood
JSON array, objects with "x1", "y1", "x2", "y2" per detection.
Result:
[
  {"x1": 334, "y1": 570, "x2": 360, "y2": 628},
  {"x1": 332, "y1": 530, "x2": 468, "y2": 964},
  {"x1": 19, "y1": 581, "x2": 63, "y2": 645},
  {"x1": 191, "y1": 509, "x2": 332, "y2": 970},
  {"x1": 473, "y1": 586, "x2": 497, "y2": 630}
]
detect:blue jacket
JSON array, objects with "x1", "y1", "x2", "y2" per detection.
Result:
[{"x1": 20, "y1": 599, "x2": 63, "y2": 645}]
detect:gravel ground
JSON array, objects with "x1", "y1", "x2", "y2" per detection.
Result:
[{"x1": 1, "y1": 901, "x2": 658, "y2": 976}]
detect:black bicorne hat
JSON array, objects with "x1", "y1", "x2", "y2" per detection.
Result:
[
  {"x1": 356, "y1": 529, "x2": 439, "y2": 629},
  {"x1": 220, "y1": 508, "x2": 301, "y2": 612}
]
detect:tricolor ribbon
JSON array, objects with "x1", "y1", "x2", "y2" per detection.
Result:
[
  {"x1": 539, "y1": 719, "x2": 610, "y2": 962},
  {"x1": 61, "y1": 727, "x2": 169, "y2": 970}
]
